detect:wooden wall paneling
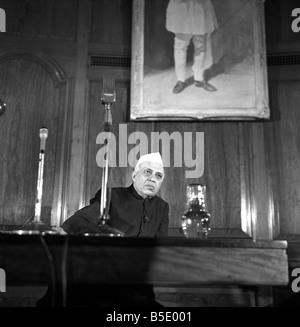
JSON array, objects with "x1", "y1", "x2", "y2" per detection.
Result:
[
  {"x1": 90, "y1": 0, "x2": 132, "y2": 47},
  {"x1": 239, "y1": 80, "x2": 300, "y2": 242},
  {"x1": 250, "y1": 122, "x2": 274, "y2": 240},
  {"x1": 239, "y1": 122, "x2": 253, "y2": 238},
  {"x1": 65, "y1": 0, "x2": 92, "y2": 219},
  {"x1": 210, "y1": 122, "x2": 242, "y2": 234},
  {"x1": 0, "y1": 58, "x2": 61, "y2": 226},
  {"x1": 51, "y1": 79, "x2": 73, "y2": 227},
  {"x1": 50, "y1": 0, "x2": 78, "y2": 40},
  {"x1": 239, "y1": 120, "x2": 275, "y2": 241},
  {"x1": 0, "y1": 0, "x2": 77, "y2": 40},
  {"x1": 203, "y1": 122, "x2": 244, "y2": 237},
  {"x1": 0, "y1": 34, "x2": 77, "y2": 78},
  {"x1": 265, "y1": 82, "x2": 300, "y2": 239},
  {"x1": 264, "y1": 83, "x2": 281, "y2": 239}
]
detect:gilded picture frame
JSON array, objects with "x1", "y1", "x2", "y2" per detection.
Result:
[{"x1": 130, "y1": 0, "x2": 270, "y2": 121}]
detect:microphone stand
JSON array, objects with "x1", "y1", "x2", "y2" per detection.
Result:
[
  {"x1": 14, "y1": 128, "x2": 57, "y2": 235},
  {"x1": 83, "y1": 76, "x2": 125, "y2": 237}
]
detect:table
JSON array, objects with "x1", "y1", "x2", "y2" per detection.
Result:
[{"x1": 0, "y1": 234, "x2": 289, "y2": 287}]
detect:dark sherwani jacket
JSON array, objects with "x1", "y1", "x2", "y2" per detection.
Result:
[{"x1": 61, "y1": 184, "x2": 169, "y2": 237}]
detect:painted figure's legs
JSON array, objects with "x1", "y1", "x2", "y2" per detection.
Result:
[
  {"x1": 171, "y1": 33, "x2": 217, "y2": 94},
  {"x1": 172, "y1": 33, "x2": 191, "y2": 94},
  {"x1": 192, "y1": 35, "x2": 206, "y2": 81},
  {"x1": 193, "y1": 34, "x2": 217, "y2": 92}
]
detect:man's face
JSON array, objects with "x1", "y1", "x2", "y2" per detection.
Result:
[{"x1": 132, "y1": 161, "x2": 164, "y2": 198}]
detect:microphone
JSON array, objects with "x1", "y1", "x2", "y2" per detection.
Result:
[
  {"x1": 34, "y1": 127, "x2": 48, "y2": 222},
  {"x1": 39, "y1": 127, "x2": 48, "y2": 152},
  {"x1": 101, "y1": 76, "x2": 116, "y2": 128},
  {"x1": 101, "y1": 76, "x2": 116, "y2": 105}
]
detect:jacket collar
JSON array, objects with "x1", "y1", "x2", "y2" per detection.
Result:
[{"x1": 128, "y1": 184, "x2": 154, "y2": 203}]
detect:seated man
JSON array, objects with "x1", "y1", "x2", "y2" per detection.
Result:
[{"x1": 37, "y1": 152, "x2": 169, "y2": 307}]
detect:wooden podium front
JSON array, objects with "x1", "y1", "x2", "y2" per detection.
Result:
[{"x1": 0, "y1": 234, "x2": 288, "y2": 287}]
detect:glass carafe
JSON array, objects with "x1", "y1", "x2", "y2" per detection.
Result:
[{"x1": 181, "y1": 184, "x2": 211, "y2": 239}]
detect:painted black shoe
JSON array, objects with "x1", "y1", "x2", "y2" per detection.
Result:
[
  {"x1": 194, "y1": 80, "x2": 217, "y2": 92},
  {"x1": 172, "y1": 81, "x2": 186, "y2": 94}
]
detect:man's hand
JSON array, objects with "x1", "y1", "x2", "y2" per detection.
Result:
[{"x1": 52, "y1": 227, "x2": 67, "y2": 235}]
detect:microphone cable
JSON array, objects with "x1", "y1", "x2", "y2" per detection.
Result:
[
  {"x1": 61, "y1": 235, "x2": 69, "y2": 307},
  {"x1": 20, "y1": 212, "x2": 34, "y2": 228},
  {"x1": 38, "y1": 234, "x2": 57, "y2": 307}
]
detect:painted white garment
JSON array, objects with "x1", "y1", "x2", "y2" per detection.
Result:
[
  {"x1": 166, "y1": 0, "x2": 218, "y2": 81},
  {"x1": 166, "y1": 0, "x2": 218, "y2": 35}
]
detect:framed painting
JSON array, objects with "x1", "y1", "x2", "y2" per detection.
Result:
[{"x1": 130, "y1": 0, "x2": 270, "y2": 121}]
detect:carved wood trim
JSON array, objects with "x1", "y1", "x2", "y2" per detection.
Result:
[{"x1": 0, "y1": 49, "x2": 66, "y2": 87}]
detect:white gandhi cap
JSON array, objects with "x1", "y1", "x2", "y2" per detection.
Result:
[{"x1": 135, "y1": 152, "x2": 164, "y2": 170}]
